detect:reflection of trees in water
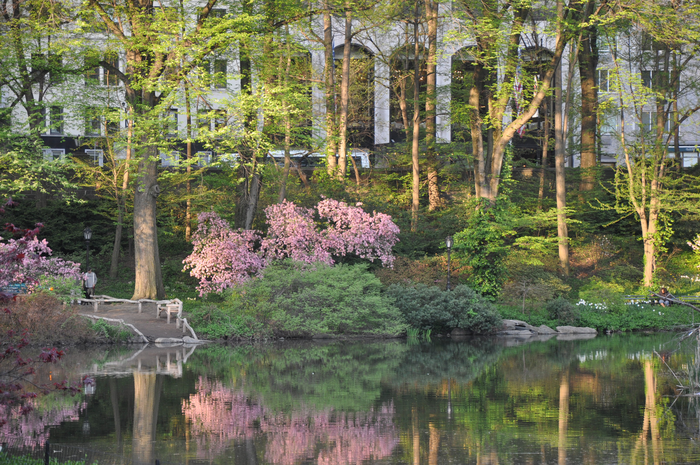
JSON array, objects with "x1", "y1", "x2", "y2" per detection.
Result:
[
  {"x1": 669, "y1": 342, "x2": 700, "y2": 440},
  {"x1": 390, "y1": 339, "x2": 503, "y2": 388},
  {"x1": 182, "y1": 376, "x2": 398, "y2": 464},
  {"x1": 0, "y1": 396, "x2": 85, "y2": 447}
]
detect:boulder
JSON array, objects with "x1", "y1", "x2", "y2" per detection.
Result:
[
  {"x1": 537, "y1": 325, "x2": 557, "y2": 335},
  {"x1": 499, "y1": 319, "x2": 539, "y2": 334},
  {"x1": 556, "y1": 326, "x2": 597, "y2": 334}
]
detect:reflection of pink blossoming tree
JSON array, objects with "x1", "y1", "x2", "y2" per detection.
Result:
[
  {"x1": 184, "y1": 199, "x2": 400, "y2": 295},
  {"x1": 0, "y1": 398, "x2": 85, "y2": 447},
  {"x1": 182, "y1": 377, "x2": 398, "y2": 464}
]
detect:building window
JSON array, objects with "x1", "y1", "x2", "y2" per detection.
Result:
[
  {"x1": 49, "y1": 106, "x2": 63, "y2": 135},
  {"x1": 86, "y1": 149, "x2": 104, "y2": 167},
  {"x1": 214, "y1": 109, "x2": 226, "y2": 130},
  {"x1": 49, "y1": 54, "x2": 63, "y2": 85},
  {"x1": 42, "y1": 148, "x2": 65, "y2": 162},
  {"x1": 641, "y1": 110, "x2": 673, "y2": 132},
  {"x1": 600, "y1": 115, "x2": 617, "y2": 135},
  {"x1": 104, "y1": 57, "x2": 120, "y2": 86},
  {"x1": 598, "y1": 69, "x2": 611, "y2": 92},
  {"x1": 213, "y1": 60, "x2": 227, "y2": 89},
  {"x1": 198, "y1": 109, "x2": 211, "y2": 133},
  {"x1": 195, "y1": 151, "x2": 212, "y2": 166},
  {"x1": 85, "y1": 110, "x2": 101, "y2": 136},
  {"x1": 86, "y1": 64, "x2": 100, "y2": 85},
  {"x1": 166, "y1": 108, "x2": 178, "y2": 137},
  {"x1": 85, "y1": 58, "x2": 120, "y2": 86},
  {"x1": 160, "y1": 151, "x2": 180, "y2": 167}
]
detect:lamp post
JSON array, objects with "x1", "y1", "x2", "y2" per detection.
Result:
[
  {"x1": 445, "y1": 236, "x2": 453, "y2": 291},
  {"x1": 84, "y1": 227, "x2": 92, "y2": 272}
]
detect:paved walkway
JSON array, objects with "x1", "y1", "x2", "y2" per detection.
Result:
[{"x1": 78, "y1": 301, "x2": 191, "y2": 341}]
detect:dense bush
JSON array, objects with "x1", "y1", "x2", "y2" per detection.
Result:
[
  {"x1": 187, "y1": 262, "x2": 406, "y2": 339},
  {"x1": 185, "y1": 303, "x2": 268, "y2": 339},
  {"x1": 387, "y1": 284, "x2": 501, "y2": 335},
  {"x1": 1, "y1": 292, "x2": 96, "y2": 343},
  {"x1": 546, "y1": 297, "x2": 580, "y2": 324}
]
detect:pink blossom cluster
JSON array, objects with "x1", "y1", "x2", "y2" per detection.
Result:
[
  {"x1": 184, "y1": 199, "x2": 400, "y2": 295},
  {"x1": 261, "y1": 201, "x2": 333, "y2": 265},
  {"x1": 316, "y1": 198, "x2": 399, "y2": 267},
  {"x1": 181, "y1": 377, "x2": 398, "y2": 464},
  {"x1": 0, "y1": 233, "x2": 81, "y2": 289},
  {"x1": 182, "y1": 212, "x2": 265, "y2": 295}
]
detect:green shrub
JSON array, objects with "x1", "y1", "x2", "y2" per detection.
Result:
[
  {"x1": 186, "y1": 303, "x2": 268, "y2": 339},
  {"x1": 578, "y1": 277, "x2": 626, "y2": 305},
  {"x1": 252, "y1": 262, "x2": 405, "y2": 337},
  {"x1": 387, "y1": 284, "x2": 501, "y2": 335},
  {"x1": 38, "y1": 275, "x2": 83, "y2": 304},
  {"x1": 546, "y1": 297, "x2": 580, "y2": 324},
  {"x1": 188, "y1": 262, "x2": 405, "y2": 338},
  {"x1": 88, "y1": 319, "x2": 133, "y2": 343}
]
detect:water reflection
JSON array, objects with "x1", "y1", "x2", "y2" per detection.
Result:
[{"x1": 7, "y1": 335, "x2": 700, "y2": 463}]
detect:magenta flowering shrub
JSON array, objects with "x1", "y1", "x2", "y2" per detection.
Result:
[
  {"x1": 184, "y1": 199, "x2": 400, "y2": 295},
  {"x1": 0, "y1": 204, "x2": 81, "y2": 291},
  {"x1": 183, "y1": 212, "x2": 265, "y2": 295}
]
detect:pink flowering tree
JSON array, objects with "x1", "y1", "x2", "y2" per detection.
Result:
[
  {"x1": 183, "y1": 212, "x2": 265, "y2": 295},
  {"x1": 184, "y1": 199, "x2": 400, "y2": 295}
]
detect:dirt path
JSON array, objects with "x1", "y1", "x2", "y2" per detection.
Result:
[{"x1": 78, "y1": 301, "x2": 191, "y2": 341}]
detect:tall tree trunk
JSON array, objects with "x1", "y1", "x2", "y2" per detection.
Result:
[
  {"x1": 425, "y1": 0, "x2": 440, "y2": 210},
  {"x1": 411, "y1": 16, "x2": 421, "y2": 232},
  {"x1": 132, "y1": 372, "x2": 162, "y2": 465},
  {"x1": 337, "y1": 6, "x2": 352, "y2": 179},
  {"x1": 578, "y1": 0, "x2": 598, "y2": 192},
  {"x1": 469, "y1": 64, "x2": 486, "y2": 199},
  {"x1": 132, "y1": 142, "x2": 165, "y2": 300},
  {"x1": 555, "y1": 0, "x2": 569, "y2": 277},
  {"x1": 323, "y1": 7, "x2": 337, "y2": 175}
]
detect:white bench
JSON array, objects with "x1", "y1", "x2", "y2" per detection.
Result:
[{"x1": 156, "y1": 299, "x2": 183, "y2": 326}]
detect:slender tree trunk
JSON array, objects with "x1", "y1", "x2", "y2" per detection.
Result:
[
  {"x1": 554, "y1": 1, "x2": 569, "y2": 277},
  {"x1": 337, "y1": 7, "x2": 352, "y2": 179},
  {"x1": 425, "y1": 0, "x2": 440, "y2": 210},
  {"x1": 278, "y1": 31, "x2": 293, "y2": 203},
  {"x1": 323, "y1": 7, "x2": 337, "y2": 175},
  {"x1": 558, "y1": 369, "x2": 570, "y2": 465},
  {"x1": 578, "y1": 1, "x2": 598, "y2": 192},
  {"x1": 537, "y1": 98, "x2": 550, "y2": 211},
  {"x1": 110, "y1": 112, "x2": 132, "y2": 279},
  {"x1": 411, "y1": 16, "x2": 421, "y2": 232},
  {"x1": 185, "y1": 88, "x2": 193, "y2": 241}
]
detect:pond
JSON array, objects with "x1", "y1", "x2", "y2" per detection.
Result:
[{"x1": 3, "y1": 333, "x2": 700, "y2": 464}]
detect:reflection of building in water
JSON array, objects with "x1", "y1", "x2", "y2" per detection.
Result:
[{"x1": 182, "y1": 377, "x2": 399, "y2": 464}]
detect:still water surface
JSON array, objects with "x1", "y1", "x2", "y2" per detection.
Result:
[{"x1": 4, "y1": 333, "x2": 700, "y2": 464}]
